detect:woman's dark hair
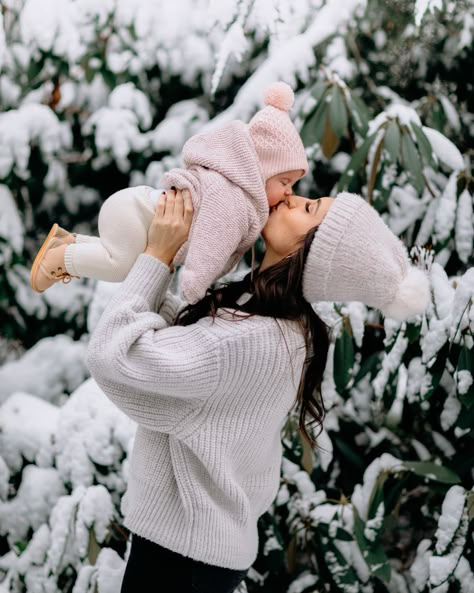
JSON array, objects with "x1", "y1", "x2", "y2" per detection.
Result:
[{"x1": 174, "y1": 227, "x2": 330, "y2": 447}]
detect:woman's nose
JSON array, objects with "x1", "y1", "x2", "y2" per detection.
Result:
[{"x1": 286, "y1": 195, "x2": 302, "y2": 208}]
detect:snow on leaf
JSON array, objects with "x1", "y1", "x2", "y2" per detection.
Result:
[
  {"x1": 351, "y1": 453, "x2": 401, "y2": 520},
  {"x1": 454, "y1": 189, "x2": 474, "y2": 264},
  {"x1": 440, "y1": 391, "x2": 462, "y2": 431},
  {"x1": 434, "y1": 485, "x2": 466, "y2": 555},
  {"x1": 0, "y1": 335, "x2": 88, "y2": 406},
  {"x1": 410, "y1": 539, "x2": 432, "y2": 592},
  {"x1": 56, "y1": 378, "x2": 135, "y2": 490},
  {"x1": 75, "y1": 486, "x2": 114, "y2": 560},
  {"x1": 433, "y1": 172, "x2": 458, "y2": 243},
  {"x1": 0, "y1": 393, "x2": 58, "y2": 472},
  {"x1": 430, "y1": 263, "x2": 455, "y2": 320},
  {"x1": 0, "y1": 185, "x2": 24, "y2": 253},
  {"x1": 109, "y1": 83, "x2": 153, "y2": 129},
  {"x1": 373, "y1": 331, "x2": 408, "y2": 399},
  {"x1": 0, "y1": 466, "x2": 66, "y2": 543},
  {"x1": 422, "y1": 127, "x2": 464, "y2": 171}
]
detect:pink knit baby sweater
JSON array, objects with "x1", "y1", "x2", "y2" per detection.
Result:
[{"x1": 161, "y1": 121, "x2": 268, "y2": 304}]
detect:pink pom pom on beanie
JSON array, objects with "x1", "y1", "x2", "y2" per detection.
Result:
[
  {"x1": 248, "y1": 82, "x2": 309, "y2": 180},
  {"x1": 302, "y1": 192, "x2": 430, "y2": 321}
]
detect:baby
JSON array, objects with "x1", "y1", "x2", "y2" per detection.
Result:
[{"x1": 30, "y1": 82, "x2": 308, "y2": 304}]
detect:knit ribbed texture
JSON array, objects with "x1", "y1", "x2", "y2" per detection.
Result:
[
  {"x1": 302, "y1": 192, "x2": 428, "y2": 318},
  {"x1": 247, "y1": 82, "x2": 308, "y2": 180},
  {"x1": 86, "y1": 254, "x2": 306, "y2": 570},
  {"x1": 161, "y1": 120, "x2": 269, "y2": 304}
]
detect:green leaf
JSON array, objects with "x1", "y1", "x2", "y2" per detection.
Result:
[
  {"x1": 411, "y1": 123, "x2": 437, "y2": 168},
  {"x1": 402, "y1": 461, "x2": 461, "y2": 484},
  {"x1": 467, "y1": 491, "x2": 474, "y2": 522},
  {"x1": 310, "y1": 79, "x2": 329, "y2": 104},
  {"x1": 401, "y1": 131, "x2": 425, "y2": 193},
  {"x1": 332, "y1": 435, "x2": 366, "y2": 471},
  {"x1": 318, "y1": 534, "x2": 361, "y2": 591},
  {"x1": 423, "y1": 342, "x2": 450, "y2": 399},
  {"x1": 383, "y1": 121, "x2": 401, "y2": 163},
  {"x1": 353, "y1": 352, "x2": 381, "y2": 384},
  {"x1": 300, "y1": 97, "x2": 328, "y2": 148},
  {"x1": 353, "y1": 508, "x2": 391, "y2": 584},
  {"x1": 351, "y1": 94, "x2": 371, "y2": 128},
  {"x1": 333, "y1": 321, "x2": 354, "y2": 392},
  {"x1": 337, "y1": 132, "x2": 378, "y2": 191},
  {"x1": 335, "y1": 527, "x2": 354, "y2": 541},
  {"x1": 321, "y1": 111, "x2": 340, "y2": 158},
  {"x1": 329, "y1": 86, "x2": 348, "y2": 138}
]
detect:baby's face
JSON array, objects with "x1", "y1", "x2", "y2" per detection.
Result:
[{"x1": 265, "y1": 170, "x2": 304, "y2": 208}]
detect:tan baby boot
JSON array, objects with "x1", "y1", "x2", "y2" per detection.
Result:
[{"x1": 30, "y1": 224, "x2": 78, "y2": 292}]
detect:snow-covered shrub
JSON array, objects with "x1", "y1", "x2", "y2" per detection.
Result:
[{"x1": 0, "y1": 1, "x2": 472, "y2": 592}]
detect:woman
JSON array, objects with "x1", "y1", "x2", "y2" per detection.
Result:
[{"x1": 86, "y1": 189, "x2": 428, "y2": 592}]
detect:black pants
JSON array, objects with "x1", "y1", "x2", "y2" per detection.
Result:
[{"x1": 120, "y1": 533, "x2": 248, "y2": 593}]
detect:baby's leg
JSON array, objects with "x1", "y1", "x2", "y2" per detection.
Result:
[{"x1": 64, "y1": 187, "x2": 156, "y2": 282}]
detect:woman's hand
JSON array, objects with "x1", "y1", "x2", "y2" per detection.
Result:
[{"x1": 145, "y1": 189, "x2": 193, "y2": 267}]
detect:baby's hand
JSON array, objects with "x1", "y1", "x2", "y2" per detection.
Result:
[{"x1": 145, "y1": 189, "x2": 193, "y2": 268}]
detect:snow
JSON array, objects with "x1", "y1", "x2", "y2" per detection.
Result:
[
  {"x1": 0, "y1": 393, "x2": 59, "y2": 471},
  {"x1": 364, "y1": 501, "x2": 384, "y2": 542},
  {"x1": 55, "y1": 378, "x2": 135, "y2": 490},
  {"x1": 0, "y1": 335, "x2": 89, "y2": 406},
  {"x1": 440, "y1": 391, "x2": 462, "y2": 432},
  {"x1": 20, "y1": 0, "x2": 82, "y2": 62},
  {"x1": 422, "y1": 127, "x2": 465, "y2": 171},
  {"x1": 455, "y1": 189, "x2": 474, "y2": 264},
  {"x1": 386, "y1": 364, "x2": 408, "y2": 426},
  {"x1": 0, "y1": 2, "x2": 472, "y2": 592},
  {"x1": 75, "y1": 485, "x2": 114, "y2": 558},
  {"x1": 314, "y1": 427, "x2": 334, "y2": 471},
  {"x1": 83, "y1": 107, "x2": 148, "y2": 173},
  {"x1": 0, "y1": 457, "x2": 10, "y2": 500},
  {"x1": 0, "y1": 185, "x2": 24, "y2": 254},
  {"x1": 439, "y1": 95, "x2": 461, "y2": 132},
  {"x1": 433, "y1": 172, "x2": 458, "y2": 243},
  {"x1": 373, "y1": 331, "x2": 408, "y2": 399},
  {"x1": 351, "y1": 453, "x2": 402, "y2": 521},
  {"x1": 456, "y1": 370, "x2": 472, "y2": 395},
  {"x1": 287, "y1": 573, "x2": 318, "y2": 593},
  {"x1": 368, "y1": 104, "x2": 421, "y2": 136},
  {"x1": 415, "y1": 0, "x2": 443, "y2": 26},
  {"x1": 109, "y1": 83, "x2": 153, "y2": 129},
  {"x1": 410, "y1": 538, "x2": 432, "y2": 591},
  {"x1": 430, "y1": 263, "x2": 455, "y2": 321},
  {"x1": 0, "y1": 104, "x2": 71, "y2": 179},
  {"x1": 0, "y1": 465, "x2": 66, "y2": 544},
  {"x1": 387, "y1": 185, "x2": 426, "y2": 235},
  {"x1": 435, "y1": 485, "x2": 466, "y2": 555},
  {"x1": 431, "y1": 431, "x2": 456, "y2": 458}
]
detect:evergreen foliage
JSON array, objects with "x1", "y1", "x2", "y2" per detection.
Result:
[{"x1": 0, "y1": 1, "x2": 472, "y2": 592}]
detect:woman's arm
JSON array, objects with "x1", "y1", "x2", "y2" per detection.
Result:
[{"x1": 86, "y1": 191, "x2": 220, "y2": 427}]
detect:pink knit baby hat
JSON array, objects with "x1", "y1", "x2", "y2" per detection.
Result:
[
  {"x1": 248, "y1": 82, "x2": 309, "y2": 180},
  {"x1": 302, "y1": 192, "x2": 430, "y2": 321}
]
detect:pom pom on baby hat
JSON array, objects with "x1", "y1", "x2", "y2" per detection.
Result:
[
  {"x1": 248, "y1": 82, "x2": 308, "y2": 180},
  {"x1": 302, "y1": 192, "x2": 430, "y2": 321}
]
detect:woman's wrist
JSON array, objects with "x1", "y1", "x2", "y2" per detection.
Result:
[{"x1": 144, "y1": 247, "x2": 175, "y2": 271}]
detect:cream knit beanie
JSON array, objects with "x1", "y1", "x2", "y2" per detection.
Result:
[
  {"x1": 248, "y1": 82, "x2": 309, "y2": 180},
  {"x1": 302, "y1": 192, "x2": 430, "y2": 321}
]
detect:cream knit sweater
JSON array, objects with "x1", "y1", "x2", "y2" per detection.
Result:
[{"x1": 86, "y1": 254, "x2": 306, "y2": 570}]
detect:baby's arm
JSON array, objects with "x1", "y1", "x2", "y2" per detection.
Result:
[{"x1": 180, "y1": 184, "x2": 247, "y2": 304}]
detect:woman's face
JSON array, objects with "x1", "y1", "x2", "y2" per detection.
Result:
[{"x1": 262, "y1": 195, "x2": 335, "y2": 260}]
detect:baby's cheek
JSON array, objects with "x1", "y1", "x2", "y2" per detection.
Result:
[{"x1": 266, "y1": 192, "x2": 281, "y2": 208}]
